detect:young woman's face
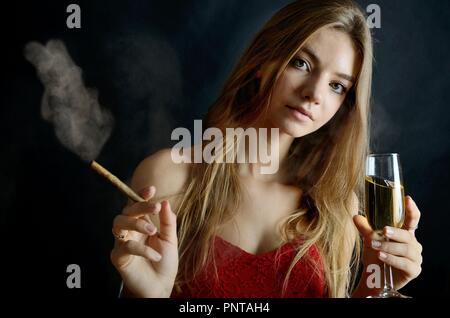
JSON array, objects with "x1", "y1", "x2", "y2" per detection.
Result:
[{"x1": 264, "y1": 27, "x2": 361, "y2": 138}]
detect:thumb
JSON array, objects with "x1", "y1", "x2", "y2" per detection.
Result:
[
  {"x1": 353, "y1": 215, "x2": 374, "y2": 241},
  {"x1": 158, "y1": 200, "x2": 177, "y2": 245}
]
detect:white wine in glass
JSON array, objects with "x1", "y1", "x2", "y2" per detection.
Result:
[{"x1": 365, "y1": 153, "x2": 410, "y2": 298}]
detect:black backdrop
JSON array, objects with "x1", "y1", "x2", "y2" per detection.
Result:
[{"x1": 2, "y1": 0, "x2": 449, "y2": 298}]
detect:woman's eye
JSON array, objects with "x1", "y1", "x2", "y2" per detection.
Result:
[
  {"x1": 330, "y1": 82, "x2": 347, "y2": 95},
  {"x1": 291, "y1": 58, "x2": 309, "y2": 71}
]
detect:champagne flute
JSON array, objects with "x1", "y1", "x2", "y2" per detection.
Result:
[{"x1": 365, "y1": 153, "x2": 410, "y2": 298}]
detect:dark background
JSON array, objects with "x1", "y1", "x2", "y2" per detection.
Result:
[{"x1": 2, "y1": 0, "x2": 449, "y2": 298}]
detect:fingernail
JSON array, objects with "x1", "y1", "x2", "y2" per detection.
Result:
[
  {"x1": 140, "y1": 187, "x2": 151, "y2": 197},
  {"x1": 385, "y1": 227, "x2": 394, "y2": 237},
  {"x1": 379, "y1": 252, "x2": 387, "y2": 259},
  {"x1": 371, "y1": 240, "x2": 381, "y2": 249},
  {"x1": 150, "y1": 202, "x2": 161, "y2": 214},
  {"x1": 145, "y1": 223, "x2": 156, "y2": 235},
  {"x1": 147, "y1": 201, "x2": 156, "y2": 208},
  {"x1": 152, "y1": 251, "x2": 162, "y2": 261}
]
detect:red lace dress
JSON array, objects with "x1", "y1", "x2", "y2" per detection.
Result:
[{"x1": 171, "y1": 236, "x2": 327, "y2": 298}]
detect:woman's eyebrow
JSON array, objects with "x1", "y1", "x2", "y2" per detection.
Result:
[
  {"x1": 299, "y1": 46, "x2": 355, "y2": 83},
  {"x1": 300, "y1": 46, "x2": 320, "y2": 65},
  {"x1": 335, "y1": 72, "x2": 355, "y2": 83}
]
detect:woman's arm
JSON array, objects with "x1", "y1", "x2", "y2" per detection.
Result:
[{"x1": 111, "y1": 148, "x2": 190, "y2": 298}]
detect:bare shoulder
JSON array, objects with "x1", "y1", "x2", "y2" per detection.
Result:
[{"x1": 130, "y1": 148, "x2": 191, "y2": 208}]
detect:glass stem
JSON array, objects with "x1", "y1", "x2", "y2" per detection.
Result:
[
  {"x1": 383, "y1": 237, "x2": 394, "y2": 291},
  {"x1": 383, "y1": 264, "x2": 394, "y2": 291}
]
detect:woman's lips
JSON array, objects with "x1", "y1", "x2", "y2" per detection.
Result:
[{"x1": 286, "y1": 105, "x2": 312, "y2": 122}]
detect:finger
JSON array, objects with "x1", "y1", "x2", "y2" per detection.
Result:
[
  {"x1": 353, "y1": 215, "x2": 383, "y2": 244},
  {"x1": 113, "y1": 214, "x2": 158, "y2": 236},
  {"x1": 138, "y1": 186, "x2": 156, "y2": 201},
  {"x1": 122, "y1": 240, "x2": 162, "y2": 262},
  {"x1": 402, "y1": 196, "x2": 421, "y2": 234},
  {"x1": 371, "y1": 240, "x2": 422, "y2": 262},
  {"x1": 353, "y1": 215, "x2": 372, "y2": 239},
  {"x1": 123, "y1": 200, "x2": 161, "y2": 217},
  {"x1": 378, "y1": 251, "x2": 422, "y2": 279},
  {"x1": 112, "y1": 227, "x2": 128, "y2": 242},
  {"x1": 384, "y1": 226, "x2": 414, "y2": 244},
  {"x1": 158, "y1": 200, "x2": 177, "y2": 244},
  {"x1": 111, "y1": 240, "x2": 161, "y2": 270}
]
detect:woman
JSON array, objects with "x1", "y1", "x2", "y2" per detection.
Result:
[{"x1": 110, "y1": 0, "x2": 423, "y2": 298}]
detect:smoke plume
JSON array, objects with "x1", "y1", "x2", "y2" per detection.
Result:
[{"x1": 24, "y1": 39, "x2": 114, "y2": 162}]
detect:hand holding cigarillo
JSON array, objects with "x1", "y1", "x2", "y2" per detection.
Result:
[{"x1": 110, "y1": 185, "x2": 179, "y2": 298}]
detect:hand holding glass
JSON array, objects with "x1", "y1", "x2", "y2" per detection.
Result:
[{"x1": 365, "y1": 153, "x2": 410, "y2": 298}]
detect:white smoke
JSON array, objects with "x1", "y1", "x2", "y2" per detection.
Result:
[{"x1": 24, "y1": 39, "x2": 114, "y2": 162}]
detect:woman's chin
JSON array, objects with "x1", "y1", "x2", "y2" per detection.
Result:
[
  {"x1": 266, "y1": 117, "x2": 313, "y2": 138},
  {"x1": 279, "y1": 123, "x2": 312, "y2": 138}
]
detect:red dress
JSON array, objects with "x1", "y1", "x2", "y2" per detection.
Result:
[{"x1": 171, "y1": 236, "x2": 327, "y2": 298}]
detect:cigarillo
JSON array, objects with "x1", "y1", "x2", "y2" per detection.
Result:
[{"x1": 90, "y1": 160, "x2": 146, "y2": 203}]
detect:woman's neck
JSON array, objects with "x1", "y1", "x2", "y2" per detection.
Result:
[{"x1": 237, "y1": 122, "x2": 296, "y2": 184}]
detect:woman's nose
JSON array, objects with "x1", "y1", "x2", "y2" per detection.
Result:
[{"x1": 299, "y1": 76, "x2": 323, "y2": 105}]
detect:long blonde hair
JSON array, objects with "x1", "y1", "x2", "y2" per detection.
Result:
[{"x1": 174, "y1": 0, "x2": 372, "y2": 298}]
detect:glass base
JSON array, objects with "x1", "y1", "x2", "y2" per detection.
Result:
[{"x1": 367, "y1": 290, "x2": 411, "y2": 298}]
